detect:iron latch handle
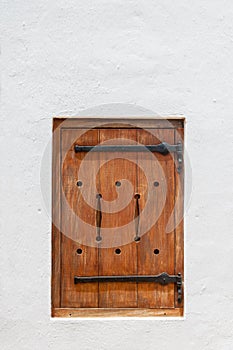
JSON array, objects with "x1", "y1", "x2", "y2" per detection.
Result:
[
  {"x1": 134, "y1": 194, "x2": 140, "y2": 242},
  {"x1": 96, "y1": 194, "x2": 102, "y2": 242}
]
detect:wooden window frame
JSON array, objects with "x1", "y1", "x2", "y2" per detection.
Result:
[{"x1": 51, "y1": 117, "x2": 185, "y2": 318}]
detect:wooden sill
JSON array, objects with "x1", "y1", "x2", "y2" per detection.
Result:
[{"x1": 52, "y1": 307, "x2": 183, "y2": 318}]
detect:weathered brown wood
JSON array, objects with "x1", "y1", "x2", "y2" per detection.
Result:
[
  {"x1": 51, "y1": 122, "x2": 61, "y2": 309},
  {"x1": 53, "y1": 117, "x2": 184, "y2": 129},
  {"x1": 52, "y1": 117, "x2": 185, "y2": 316},
  {"x1": 98, "y1": 129, "x2": 137, "y2": 307},
  {"x1": 174, "y1": 128, "x2": 184, "y2": 308},
  {"x1": 53, "y1": 118, "x2": 65, "y2": 131},
  {"x1": 52, "y1": 307, "x2": 183, "y2": 317},
  {"x1": 60, "y1": 129, "x2": 99, "y2": 307},
  {"x1": 136, "y1": 129, "x2": 175, "y2": 308}
]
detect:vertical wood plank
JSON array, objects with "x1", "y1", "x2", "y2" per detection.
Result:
[
  {"x1": 98, "y1": 129, "x2": 138, "y2": 308},
  {"x1": 51, "y1": 121, "x2": 61, "y2": 309},
  {"x1": 137, "y1": 129, "x2": 175, "y2": 308},
  {"x1": 174, "y1": 128, "x2": 184, "y2": 308},
  {"x1": 60, "y1": 129, "x2": 99, "y2": 307}
]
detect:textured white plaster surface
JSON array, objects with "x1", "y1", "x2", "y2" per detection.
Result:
[{"x1": 1, "y1": 1, "x2": 233, "y2": 349}]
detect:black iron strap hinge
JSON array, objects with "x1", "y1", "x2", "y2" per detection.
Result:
[
  {"x1": 74, "y1": 142, "x2": 183, "y2": 173},
  {"x1": 74, "y1": 272, "x2": 183, "y2": 303}
]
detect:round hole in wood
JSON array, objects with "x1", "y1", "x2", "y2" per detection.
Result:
[
  {"x1": 154, "y1": 248, "x2": 160, "y2": 255},
  {"x1": 115, "y1": 181, "x2": 121, "y2": 187},
  {"x1": 154, "y1": 181, "x2": 159, "y2": 187},
  {"x1": 96, "y1": 193, "x2": 102, "y2": 199},
  {"x1": 115, "y1": 248, "x2": 121, "y2": 255},
  {"x1": 76, "y1": 248, "x2": 83, "y2": 255},
  {"x1": 134, "y1": 236, "x2": 141, "y2": 242},
  {"x1": 134, "y1": 193, "x2": 140, "y2": 199},
  {"x1": 77, "y1": 181, "x2": 83, "y2": 187}
]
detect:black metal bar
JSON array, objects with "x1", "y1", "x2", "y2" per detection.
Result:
[
  {"x1": 74, "y1": 142, "x2": 183, "y2": 173},
  {"x1": 74, "y1": 142, "x2": 180, "y2": 155},
  {"x1": 74, "y1": 272, "x2": 178, "y2": 284},
  {"x1": 74, "y1": 272, "x2": 182, "y2": 302}
]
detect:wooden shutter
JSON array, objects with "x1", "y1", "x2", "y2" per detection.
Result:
[{"x1": 52, "y1": 118, "x2": 184, "y2": 317}]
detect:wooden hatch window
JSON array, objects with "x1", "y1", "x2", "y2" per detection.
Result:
[{"x1": 52, "y1": 117, "x2": 185, "y2": 317}]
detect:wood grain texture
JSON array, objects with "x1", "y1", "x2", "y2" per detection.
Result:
[
  {"x1": 52, "y1": 307, "x2": 183, "y2": 317},
  {"x1": 51, "y1": 124, "x2": 61, "y2": 309},
  {"x1": 98, "y1": 129, "x2": 137, "y2": 307},
  {"x1": 174, "y1": 128, "x2": 184, "y2": 308},
  {"x1": 60, "y1": 129, "x2": 99, "y2": 307},
  {"x1": 136, "y1": 129, "x2": 175, "y2": 308},
  {"x1": 53, "y1": 117, "x2": 184, "y2": 130}
]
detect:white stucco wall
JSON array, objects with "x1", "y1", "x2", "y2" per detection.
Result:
[{"x1": 1, "y1": 1, "x2": 233, "y2": 349}]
